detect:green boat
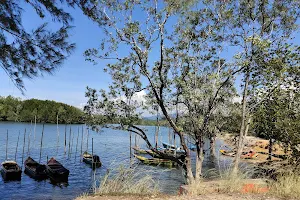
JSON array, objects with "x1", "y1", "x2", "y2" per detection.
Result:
[
  {"x1": 132, "y1": 146, "x2": 148, "y2": 154},
  {"x1": 133, "y1": 154, "x2": 177, "y2": 167}
]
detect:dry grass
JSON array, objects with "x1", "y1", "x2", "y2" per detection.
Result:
[
  {"x1": 269, "y1": 172, "x2": 300, "y2": 199},
  {"x1": 94, "y1": 165, "x2": 159, "y2": 196}
]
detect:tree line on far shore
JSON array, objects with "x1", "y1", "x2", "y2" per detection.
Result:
[{"x1": 0, "y1": 96, "x2": 84, "y2": 124}]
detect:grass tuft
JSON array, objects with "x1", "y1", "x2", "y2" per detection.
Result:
[
  {"x1": 95, "y1": 165, "x2": 159, "y2": 196},
  {"x1": 269, "y1": 172, "x2": 300, "y2": 199}
]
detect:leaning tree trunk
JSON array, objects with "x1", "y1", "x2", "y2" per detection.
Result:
[
  {"x1": 210, "y1": 131, "x2": 216, "y2": 157},
  {"x1": 233, "y1": 71, "x2": 250, "y2": 174}
]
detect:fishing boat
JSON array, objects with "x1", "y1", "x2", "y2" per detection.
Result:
[
  {"x1": 219, "y1": 149, "x2": 235, "y2": 157},
  {"x1": 146, "y1": 148, "x2": 186, "y2": 159},
  {"x1": 134, "y1": 154, "x2": 177, "y2": 167},
  {"x1": 24, "y1": 157, "x2": 47, "y2": 180},
  {"x1": 45, "y1": 157, "x2": 69, "y2": 182},
  {"x1": 82, "y1": 152, "x2": 102, "y2": 169},
  {"x1": 162, "y1": 142, "x2": 181, "y2": 150},
  {"x1": 132, "y1": 146, "x2": 148, "y2": 154},
  {"x1": 1, "y1": 161, "x2": 22, "y2": 181}
]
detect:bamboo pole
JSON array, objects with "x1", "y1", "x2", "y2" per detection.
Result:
[
  {"x1": 75, "y1": 127, "x2": 79, "y2": 159},
  {"x1": 64, "y1": 125, "x2": 67, "y2": 155},
  {"x1": 86, "y1": 128, "x2": 89, "y2": 152},
  {"x1": 81, "y1": 126, "x2": 84, "y2": 155},
  {"x1": 15, "y1": 131, "x2": 21, "y2": 161},
  {"x1": 21, "y1": 129, "x2": 26, "y2": 169},
  {"x1": 70, "y1": 128, "x2": 75, "y2": 156},
  {"x1": 56, "y1": 114, "x2": 59, "y2": 155},
  {"x1": 129, "y1": 131, "x2": 132, "y2": 160},
  {"x1": 68, "y1": 126, "x2": 71, "y2": 158},
  {"x1": 39, "y1": 124, "x2": 45, "y2": 163},
  {"x1": 27, "y1": 121, "x2": 32, "y2": 156},
  {"x1": 6, "y1": 130, "x2": 8, "y2": 160},
  {"x1": 168, "y1": 127, "x2": 171, "y2": 144},
  {"x1": 33, "y1": 115, "x2": 37, "y2": 145}
]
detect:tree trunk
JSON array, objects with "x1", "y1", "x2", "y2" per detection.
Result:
[
  {"x1": 210, "y1": 135, "x2": 216, "y2": 157},
  {"x1": 268, "y1": 138, "x2": 273, "y2": 161},
  {"x1": 233, "y1": 71, "x2": 250, "y2": 174},
  {"x1": 185, "y1": 153, "x2": 194, "y2": 184},
  {"x1": 195, "y1": 136, "x2": 204, "y2": 181}
]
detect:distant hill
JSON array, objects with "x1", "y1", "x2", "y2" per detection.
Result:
[{"x1": 0, "y1": 96, "x2": 84, "y2": 124}]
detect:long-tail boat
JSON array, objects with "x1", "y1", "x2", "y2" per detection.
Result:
[
  {"x1": 82, "y1": 152, "x2": 102, "y2": 169},
  {"x1": 1, "y1": 161, "x2": 22, "y2": 181},
  {"x1": 162, "y1": 142, "x2": 180, "y2": 150},
  {"x1": 45, "y1": 157, "x2": 69, "y2": 182},
  {"x1": 24, "y1": 157, "x2": 47, "y2": 180},
  {"x1": 133, "y1": 154, "x2": 177, "y2": 167},
  {"x1": 132, "y1": 146, "x2": 148, "y2": 154}
]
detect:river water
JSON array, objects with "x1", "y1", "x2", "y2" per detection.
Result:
[{"x1": 0, "y1": 122, "x2": 233, "y2": 200}]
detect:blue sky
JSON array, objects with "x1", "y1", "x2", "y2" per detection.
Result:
[
  {"x1": 0, "y1": 3, "x2": 112, "y2": 108},
  {"x1": 1, "y1": 2, "x2": 298, "y2": 109}
]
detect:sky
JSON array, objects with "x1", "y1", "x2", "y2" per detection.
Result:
[
  {"x1": 1, "y1": 2, "x2": 298, "y2": 110},
  {"x1": 0, "y1": 3, "x2": 112, "y2": 109}
]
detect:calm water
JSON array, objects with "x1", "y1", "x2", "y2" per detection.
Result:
[{"x1": 0, "y1": 122, "x2": 233, "y2": 200}]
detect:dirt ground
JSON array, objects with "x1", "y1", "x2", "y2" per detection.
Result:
[
  {"x1": 218, "y1": 133, "x2": 288, "y2": 163},
  {"x1": 76, "y1": 193, "x2": 281, "y2": 200}
]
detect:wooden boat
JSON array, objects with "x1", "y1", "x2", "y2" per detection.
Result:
[
  {"x1": 132, "y1": 146, "x2": 148, "y2": 154},
  {"x1": 1, "y1": 161, "x2": 22, "y2": 181},
  {"x1": 24, "y1": 157, "x2": 47, "y2": 180},
  {"x1": 45, "y1": 157, "x2": 69, "y2": 182},
  {"x1": 82, "y1": 152, "x2": 102, "y2": 169},
  {"x1": 162, "y1": 142, "x2": 180, "y2": 150},
  {"x1": 241, "y1": 150, "x2": 258, "y2": 159},
  {"x1": 220, "y1": 149, "x2": 235, "y2": 157},
  {"x1": 146, "y1": 148, "x2": 186, "y2": 159},
  {"x1": 134, "y1": 154, "x2": 176, "y2": 167}
]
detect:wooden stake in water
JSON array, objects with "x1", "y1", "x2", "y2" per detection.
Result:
[
  {"x1": 21, "y1": 129, "x2": 26, "y2": 169},
  {"x1": 86, "y1": 128, "x2": 89, "y2": 151},
  {"x1": 134, "y1": 134, "x2": 137, "y2": 147},
  {"x1": 64, "y1": 125, "x2": 67, "y2": 155},
  {"x1": 70, "y1": 129, "x2": 75, "y2": 156},
  {"x1": 39, "y1": 124, "x2": 45, "y2": 163},
  {"x1": 33, "y1": 115, "x2": 37, "y2": 145},
  {"x1": 75, "y1": 127, "x2": 79, "y2": 159},
  {"x1": 81, "y1": 126, "x2": 84, "y2": 155},
  {"x1": 27, "y1": 121, "x2": 32, "y2": 156},
  {"x1": 6, "y1": 130, "x2": 8, "y2": 160},
  {"x1": 68, "y1": 126, "x2": 71, "y2": 158},
  {"x1": 56, "y1": 114, "x2": 60, "y2": 155},
  {"x1": 129, "y1": 131, "x2": 132, "y2": 161},
  {"x1": 168, "y1": 127, "x2": 171, "y2": 144},
  {"x1": 15, "y1": 131, "x2": 21, "y2": 161}
]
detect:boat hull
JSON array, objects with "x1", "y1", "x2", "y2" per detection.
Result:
[
  {"x1": 1, "y1": 168, "x2": 22, "y2": 181},
  {"x1": 45, "y1": 167, "x2": 69, "y2": 183},
  {"x1": 24, "y1": 166, "x2": 47, "y2": 180},
  {"x1": 83, "y1": 158, "x2": 102, "y2": 169}
]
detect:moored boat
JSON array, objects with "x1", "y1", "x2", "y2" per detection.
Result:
[
  {"x1": 24, "y1": 157, "x2": 47, "y2": 180},
  {"x1": 134, "y1": 154, "x2": 177, "y2": 167},
  {"x1": 1, "y1": 161, "x2": 22, "y2": 181},
  {"x1": 132, "y1": 146, "x2": 148, "y2": 154},
  {"x1": 45, "y1": 157, "x2": 69, "y2": 182},
  {"x1": 82, "y1": 151, "x2": 102, "y2": 169},
  {"x1": 162, "y1": 142, "x2": 181, "y2": 150}
]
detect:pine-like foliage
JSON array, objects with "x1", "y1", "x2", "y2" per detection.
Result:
[{"x1": 0, "y1": 0, "x2": 76, "y2": 93}]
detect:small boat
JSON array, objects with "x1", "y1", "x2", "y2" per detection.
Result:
[
  {"x1": 132, "y1": 146, "x2": 148, "y2": 154},
  {"x1": 45, "y1": 158, "x2": 69, "y2": 182},
  {"x1": 241, "y1": 150, "x2": 258, "y2": 159},
  {"x1": 134, "y1": 154, "x2": 176, "y2": 167},
  {"x1": 220, "y1": 149, "x2": 235, "y2": 157},
  {"x1": 146, "y1": 148, "x2": 186, "y2": 159},
  {"x1": 1, "y1": 161, "x2": 22, "y2": 181},
  {"x1": 162, "y1": 142, "x2": 181, "y2": 150},
  {"x1": 82, "y1": 152, "x2": 102, "y2": 169},
  {"x1": 24, "y1": 157, "x2": 47, "y2": 180}
]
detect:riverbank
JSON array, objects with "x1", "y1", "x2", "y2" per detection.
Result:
[
  {"x1": 76, "y1": 193, "x2": 280, "y2": 200},
  {"x1": 218, "y1": 133, "x2": 288, "y2": 163}
]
